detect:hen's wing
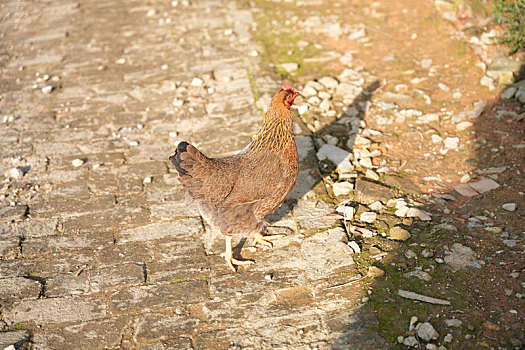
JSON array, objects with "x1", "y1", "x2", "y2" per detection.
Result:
[
  {"x1": 170, "y1": 142, "x2": 297, "y2": 209},
  {"x1": 220, "y1": 145, "x2": 297, "y2": 209},
  {"x1": 169, "y1": 141, "x2": 238, "y2": 205}
]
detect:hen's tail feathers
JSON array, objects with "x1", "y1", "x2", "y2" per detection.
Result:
[
  {"x1": 169, "y1": 141, "x2": 190, "y2": 176},
  {"x1": 169, "y1": 141, "x2": 207, "y2": 201}
]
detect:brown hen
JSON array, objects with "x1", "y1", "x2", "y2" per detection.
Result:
[{"x1": 169, "y1": 84, "x2": 300, "y2": 271}]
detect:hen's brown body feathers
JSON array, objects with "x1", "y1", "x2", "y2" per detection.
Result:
[{"x1": 170, "y1": 86, "x2": 299, "y2": 239}]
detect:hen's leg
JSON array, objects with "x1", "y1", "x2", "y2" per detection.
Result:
[
  {"x1": 252, "y1": 232, "x2": 285, "y2": 248},
  {"x1": 220, "y1": 236, "x2": 253, "y2": 272}
]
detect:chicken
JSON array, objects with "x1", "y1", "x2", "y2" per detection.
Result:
[{"x1": 169, "y1": 84, "x2": 300, "y2": 272}]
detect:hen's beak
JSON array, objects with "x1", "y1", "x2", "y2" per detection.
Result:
[{"x1": 294, "y1": 91, "x2": 301, "y2": 99}]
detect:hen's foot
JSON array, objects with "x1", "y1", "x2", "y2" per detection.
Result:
[
  {"x1": 221, "y1": 236, "x2": 253, "y2": 272},
  {"x1": 252, "y1": 232, "x2": 285, "y2": 248},
  {"x1": 220, "y1": 252, "x2": 254, "y2": 272}
]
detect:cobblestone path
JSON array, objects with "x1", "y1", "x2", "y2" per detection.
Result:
[{"x1": 0, "y1": 0, "x2": 387, "y2": 348}]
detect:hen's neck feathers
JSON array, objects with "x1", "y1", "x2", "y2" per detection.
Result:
[{"x1": 249, "y1": 91, "x2": 294, "y2": 152}]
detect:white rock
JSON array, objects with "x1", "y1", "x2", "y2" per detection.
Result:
[
  {"x1": 359, "y1": 157, "x2": 373, "y2": 168},
  {"x1": 369, "y1": 201, "x2": 383, "y2": 211},
  {"x1": 460, "y1": 174, "x2": 471, "y2": 183},
  {"x1": 502, "y1": 203, "x2": 517, "y2": 211},
  {"x1": 278, "y1": 62, "x2": 299, "y2": 73},
  {"x1": 395, "y1": 206, "x2": 409, "y2": 217},
  {"x1": 41, "y1": 85, "x2": 53, "y2": 94},
  {"x1": 333, "y1": 182, "x2": 353, "y2": 196},
  {"x1": 129, "y1": 140, "x2": 139, "y2": 146},
  {"x1": 348, "y1": 28, "x2": 366, "y2": 40},
  {"x1": 501, "y1": 87, "x2": 517, "y2": 99},
  {"x1": 409, "y1": 316, "x2": 418, "y2": 331},
  {"x1": 444, "y1": 334, "x2": 453, "y2": 343},
  {"x1": 444, "y1": 137, "x2": 459, "y2": 149},
  {"x1": 445, "y1": 319, "x2": 462, "y2": 327},
  {"x1": 336, "y1": 205, "x2": 355, "y2": 220},
  {"x1": 302, "y1": 86, "x2": 317, "y2": 97},
  {"x1": 190, "y1": 77, "x2": 203, "y2": 86},
  {"x1": 403, "y1": 336, "x2": 418, "y2": 347},
  {"x1": 323, "y1": 135, "x2": 338, "y2": 145},
  {"x1": 348, "y1": 241, "x2": 361, "y2": 254},
  {"x1": 318, "y1": 76, "x2": 339, "y2": 89},
  {"x1": 360, "y1": 211, "x2": 377, "y2": 223},
  {"x1": 426, "y1": 344, "x2": 438, "y2": 350},
  {"x1": 317, "y1": 144, "x2": 349, "y2": 163},
  {"x1": 297, "y1": 105, "x2": 308, "y2": 115},
  {"x1": 438, "y1": 83, "x2": 450, "y2": 91},
  {"x1": 395, "y1": 200, "x2": 408, "y2": 209},
  {"x1": 407, "y1": 207, "x2": 432, "y2": 221},
  {"x1": 318, "y1": 91, "x2": 331, "y2": 99},
  {"x1": 319, "y1": 98, "x2": 331, "y2": 112},
  {"x1": 480, "y1": 76, "x2": 495, "y2": 89},
  {"x1": 417, "y1": 322, "x2": 439, "y2": 341},
  {"x1": 72, "y1": 159, "x2": 85, "y2": 167},
  {"x1": 416, "y1": 113, "x2": 440, "y2": 124},
  {"x1": 307, "y1": 96, "x2": 321, "y2": 105},
  {"x1": 365, "y1": 169, "x2": 379, "y2": 181},
  {"x1": 421, "y1": 58, "x2": 433, "y2": 68},
  {"x1": 431, "y1": 134, "x2": 443, "y2": 144},
  {"x1": 115, "y1": 57, "x2": 126, "y2": 64},
  {"x1": 143, "y1": 177, "x2": 152, "y2": 184},
  {"x1": 335, "y1": 82, "x2": 362, "y2": 98},
  {"x1": 353, "y1": 134, "x2": 371, "y2": 146},
  {"x1": 172, "y1": 98, "x2": 184, "y2": 107},
  {"x1": 250, "y1": 50, "x2": 259, "y2": 57},
  {"x1": 468, "y1": 100, "x2": 488, "y2": 119},
  {"x1": 456, "y1": 121, "x2": 473, "y2": 131},
  {"x1": 5, "y1": 168, "x2": 23, "y2": 180}
]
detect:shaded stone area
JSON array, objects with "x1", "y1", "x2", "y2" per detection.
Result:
[{"x1": 0, "y1": 0, "x2": 384, "y2": 348}]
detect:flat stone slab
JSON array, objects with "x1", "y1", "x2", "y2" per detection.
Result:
[
  {"x1": 293, "y1": 199, "x2": 338, "y2": 231},
  {"x1": 301, "y1": 227, "x2": 355, "y2": 280},
  {"x1": 355, "y1": 179, "x2": 395, "y2": 205},
  {"x1": 468, "y1": 177, "x2": 499, "y2": 194},
  {"x1": 4, "y1": 296, "x2": 107, "y2": 326},
  {"x1": 108, "y1": 280, "x2": 209, "y2": 314},
  {"x1": 32, "y1": 317, "x2": 129, "y2": 349},
  {"x1": 0, "y1": 277, "x2": 41, "y2": 301},
  {"x1": 0, "y1": 330, "x2": 30, "y2": 349},
  {"x1": 118, "y1": 218, "x2": 202, "y2": 243}
]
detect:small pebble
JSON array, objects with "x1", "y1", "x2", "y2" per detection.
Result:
[
  {"x1": 115, "y1": 58, "x2": 126, "y2": 64},
  {"x1": 41, "y1": 85, "x2": 53, "y2": 94},
  {"x1": 72, "y1": 159, "x2": 84, "y2": 167},
  {"x1": 264, "y1": 273, "x2": 273, "y2": 281},
  {"x1": 191, "y1": 77, "x2": 203, "y2": 86},
  {"x1": 502, "y1": 203, "x2": 517, "y2": 212},
  {"x1": 143, "y1": 177, "x2": 152, "y2": 184},
  {"x1": 348, "y1": 241, "x2": 361, "y2": 254}
]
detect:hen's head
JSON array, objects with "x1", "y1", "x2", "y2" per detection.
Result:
[{"x1": 281, "y1": 83, "x2": 300, "y2": 108}]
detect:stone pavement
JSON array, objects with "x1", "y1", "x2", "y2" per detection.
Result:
[{"x1": 0, "y1": 0, "x2": 388, "y2": 349}]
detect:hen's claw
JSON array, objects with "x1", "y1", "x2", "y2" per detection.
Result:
[
  {"x1": 253, "y1": 232, "x2": 285, "y2": 248},
  {"x1": 222, "y1": 236, "x2": 253, "y2": 272},
  {"x1": 220, "y1": 253, "x2": 254, "y2": 272}
]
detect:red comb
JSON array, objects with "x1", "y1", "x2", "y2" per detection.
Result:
[{"x1": 282, "y1": 83, "x2": 295, "y2": 92}]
